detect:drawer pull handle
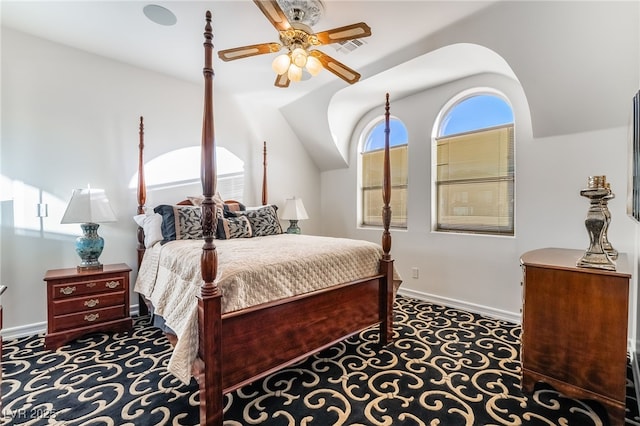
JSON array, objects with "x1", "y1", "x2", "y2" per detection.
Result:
[
  {"x1": 105, "y1": 281, "x2": 120, "y2": 289},
  {"x1": 87, "y1": 282, "x2": 97, "y2": 288},
  {"x1": 84, "y1": 313, "x2": 100, "y2": 322},
  {"x1": 84, "y1": 299, "x2": 99, "y2": 308},
  {"x1": 60, "y1": 286, "x2": 76, "y2": 295}
]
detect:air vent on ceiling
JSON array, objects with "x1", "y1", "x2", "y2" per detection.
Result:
[{"x1": 333, "y1": 38, "x2": 367, "y2": 54}]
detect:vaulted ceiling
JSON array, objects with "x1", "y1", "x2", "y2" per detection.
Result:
[
  {"x1": 3, "y1": 1, "x2": 638, "y2": 170},
  {"x1": 1, "y1": 1, "x2": 497, "y2": 106}
]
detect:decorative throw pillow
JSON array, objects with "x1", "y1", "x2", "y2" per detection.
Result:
[
  {"x1": 154, "y1": 204, "x2": 177, "y2": 243},
  {"x1": 154, "y1": 204, "x2": 204, "y2": 243},
  {"x1": 133, "y1": 212, "x2": 164, "y2": 248},
  {"x1": 216, "y1": 216, "x2": 252, "y2": 239},
  {"x1": 234, "y1": 205, "x2": 282, "y2": 237},
  {"x1": 174, "y1": 205, "x2": 202, "y2": 240}
]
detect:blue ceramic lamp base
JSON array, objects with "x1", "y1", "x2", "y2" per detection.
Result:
[
  {"x1": 286, "y1": 220, "x2": 301, "y2": 234},
  {"x1": 76, "y1": 223, "x2": 105, "y2": 271}
]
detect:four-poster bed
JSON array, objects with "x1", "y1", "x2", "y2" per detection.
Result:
[{"x1": 134, "y1": 11, "x2": 398, "y2": 426}]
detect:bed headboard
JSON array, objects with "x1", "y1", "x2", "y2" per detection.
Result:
[{"x1": 135, "y1": 119, "x2": 269, "y2": 257}]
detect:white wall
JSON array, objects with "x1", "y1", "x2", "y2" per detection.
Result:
[
  {"x1": 0, "y1": 28, "x2": 320, "y2": 332},
  {"x1": 322, "y1": 71, "x2": 636, "y2": 325}
]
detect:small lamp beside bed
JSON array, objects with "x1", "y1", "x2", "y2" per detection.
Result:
[
  {"x1": 61, "y1": 186, "x2": 116, "y2": 271},
  {"x1": 281, "y1": 196, "x2": 309, "y2": 234}
]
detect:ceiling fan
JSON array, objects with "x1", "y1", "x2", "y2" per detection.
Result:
[{"x1": 218, "y1": 0, "x2": 372, "y2": 88}]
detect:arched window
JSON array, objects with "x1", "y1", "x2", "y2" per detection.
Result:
[
  {"x1": 129, "y1": 146, "x2": 245, "y2": 201},
  {"x1": 434, "y1": 93, "x2": 514, "y2": 235},
  {"x1": 360, "y1": 117, "x2": 408, "y2": 227}
]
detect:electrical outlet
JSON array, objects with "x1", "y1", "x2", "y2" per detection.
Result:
[{"x1": 411, "y1": 267, "x2": 419, "y2": 279}]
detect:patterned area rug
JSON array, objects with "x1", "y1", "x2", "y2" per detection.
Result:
[{"x1": 2, "y1": 296, "x2": 639, "y2": 425}]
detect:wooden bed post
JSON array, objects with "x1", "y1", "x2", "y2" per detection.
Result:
[
  {"x1": 136, "y1": 117, "x2": 146, "y2": 264},
  {"x1": 379, "y1": 93, "x2": 394, "y2": 345},
  {"x1": 197, "y1": 11, "x2": 223, "y2": 426},
  {"x1": 136, "y1": 117, "x2": 150, "y2": 317},
  {"x1": 262, "y1": 141, "x2": 268, "y2": 205}
]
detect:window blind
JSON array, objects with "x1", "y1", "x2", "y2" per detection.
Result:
[{"x1": 435, "y1": 125, "x2": 514, "y2": 235}]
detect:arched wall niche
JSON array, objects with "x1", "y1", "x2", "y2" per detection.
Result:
[{"x1": 327, "y1": 43, "x2": 521, "y2": 167}]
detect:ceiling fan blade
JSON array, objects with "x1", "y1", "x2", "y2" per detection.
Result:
[
  {"x1": 314, "y1": 22, "x2": 372, "y2": 45},
  {"x1": 218, "y1": 43, "x2": 281, "y2": 62},
  {"x1": 253, "y1": 0, "x2": 291, "y2": 32},
  {"x1": 309, "y1": 50, "x2": 361, "y2": 84},
  {"x1": 274, "y1": 73, "x2": 290, "y2": 88}
]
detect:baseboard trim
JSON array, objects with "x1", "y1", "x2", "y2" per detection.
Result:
[
  {"x1": 398, "y1": 288, "x2": 522, "y2": 324},
  {"x1": 1, "y1": 321, "x2": 46, "y2": 340},
  {"x1": 1, "y1": 305, "x2": 142, "y2": 340}
]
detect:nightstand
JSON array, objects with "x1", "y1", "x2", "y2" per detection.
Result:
[{"x1": 44, "y1": 263, "x2": 133, "y2": 350}]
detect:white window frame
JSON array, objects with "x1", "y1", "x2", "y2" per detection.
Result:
[{"x1": 431, "y1": 88, "x2": 515, "y2": 236}]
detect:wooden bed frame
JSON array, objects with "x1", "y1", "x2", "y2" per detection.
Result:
[{"x1": 135, "y1": 11, "x2": 395, "y2": 426}]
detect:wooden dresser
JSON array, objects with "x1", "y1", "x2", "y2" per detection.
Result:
[
  {"x1": 520, "y1": 248, "x2": 630, "y2": 426},
  {"x1": 44, "y1": 263, "x2": 132, "y2": 350}
]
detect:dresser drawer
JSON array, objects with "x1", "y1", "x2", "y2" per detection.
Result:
[
  {"x1": 52, "y1": 291, "x2": 125, "y2": 316},
  {"x1": 51, "y1": 276, "x2": 125, "y2": 300},
  {"x1": 50, "y1": 305, "x2": 126, "y2": 332}
]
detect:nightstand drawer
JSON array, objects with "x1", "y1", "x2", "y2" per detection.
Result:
[
  {"x1": 51, "y1": 277, "x2": 125, "y2": 300},
  {"x1": 52, "y1": 291, "x2": 125, "y2": 315},
  {"x1": 50, "y1": 305, "x2": 126, "y2": 332}
]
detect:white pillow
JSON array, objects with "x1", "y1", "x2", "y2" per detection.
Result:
[{"x1": 133, "y1": 212, "x2": 164, "y2": 248}]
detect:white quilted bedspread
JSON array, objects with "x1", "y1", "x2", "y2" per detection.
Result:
[{"x1": 134, "y1": 234, "x2": 401, "y2": 384}]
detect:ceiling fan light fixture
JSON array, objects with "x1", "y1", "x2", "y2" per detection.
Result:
[
  {"x1": 288, "y1": 64, "x2": 303, "y2": 82},
  {"x1": 272, "y1": 54, "x2": 291, "y2": 75},
  {"x1": 218, "y1": 0, "x2": 370, "y2": 87},
  {"x1": 305, "y1": 55, "x2": 322, "y2": 76},
  {"x1": 291, "y1": 47, "x2": 308, "y2": 68}
]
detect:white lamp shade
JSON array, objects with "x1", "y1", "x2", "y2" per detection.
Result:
[
  {"x1": 272, "y1": 53, "x2": 291, "y2": 75},
  {"x1": 61, "y1": 187, "x2": 117, "y2": 224},
  {"x1": 281, "y1": 197, "x2": 309, "y2": 221},
  {"x1": 287, "y1": 64, "x2": 303, "y2": 82},
  {"x1": 291, "y1": 47, "x2": 308, "y2": 68},
  {"x1": 305, "y1": 55, "x2": 323, "y2": 76}
]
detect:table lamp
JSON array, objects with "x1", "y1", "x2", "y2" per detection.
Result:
[
  {"x1": 281, "y1": 196, "x2": 309, "y2": 234},
  {"x1": 61, "y1": 186, "x2": 116, "y2": 271}
]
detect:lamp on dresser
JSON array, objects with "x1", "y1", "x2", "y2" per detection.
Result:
[
  {"x1": 61, "y1": 186, "x2": 116, "y2": 271},
  {"x1": 281, "y1": 196, "x2": 309, "y2": 234}
]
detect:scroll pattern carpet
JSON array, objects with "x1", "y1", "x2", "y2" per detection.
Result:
[{"x1": 2, "y1": 296, "x2": 639, "y2": 425}]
